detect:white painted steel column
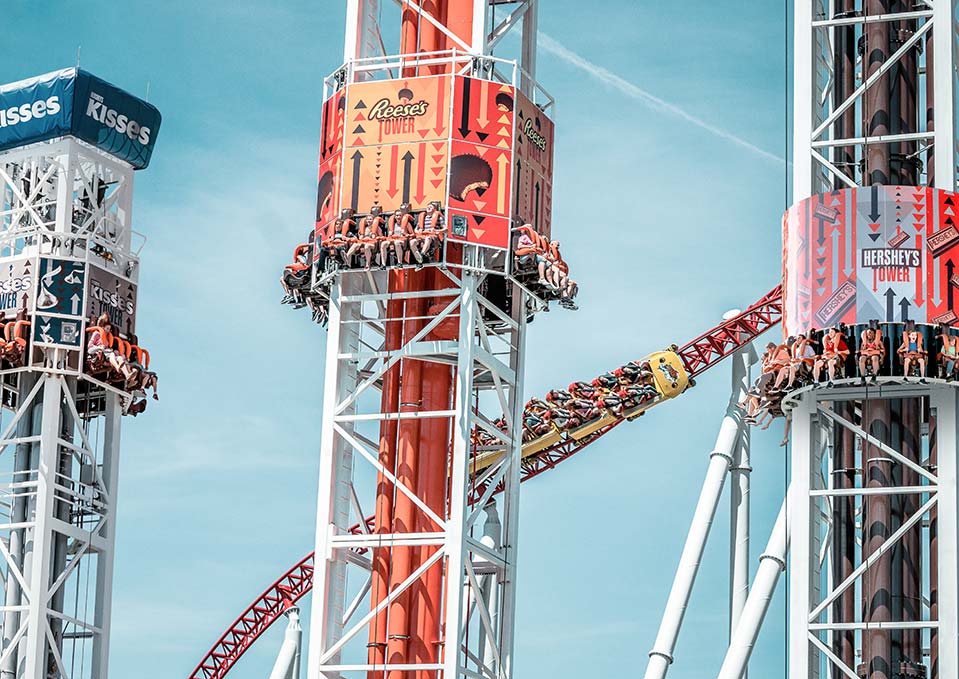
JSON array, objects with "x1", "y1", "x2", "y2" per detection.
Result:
[
  {"x1": 729, "y1": 348, "x2": 753, "y2": 679},
  {"x1": 270, "y1": 607, "x2": 303, "y2": 679},
  {"x1": 932, "y1": 0, "x2": 958, "y2": 191},
  {"x1": 442, "y1": 273, "x2": 480, "y2": 679},
  {"x1": 931, "y1": 387, "x2": 958, "y2": 676},
  {"x1": 307, "y1": 276, "x2": 350, "y2": 679},
  {"x1": 793, "y1": 0, "x2": 814, "y2": 202},
  {"x1": 788, "y1": 395, "x2": 817, "y2": 679},
  {"x1": 91, "y1": 394, "x2": 122, "y2": 679},
  {"x1": 22, "y1": 376, "x2": 65, "y2": 678},
  {"x1": 344, "y1": 0, "x2": 380, "y2": 65},
  {"x1": 520, "y1": 0, "x2": 538, "y2": 96},
  {"x1": 717, "y1": 488, "x2": 792, "y2": 679},
  {"x1": 471, "y1": 0, "x2": 487, "y2": 53},
  {"x1": 495, "y1": 300, "x2": 527, "y2": 679},
  {"x1": 644, "y1": 395, "x2": 746, "y2": 679}
]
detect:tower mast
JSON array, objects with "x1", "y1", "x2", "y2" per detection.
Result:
[
  {"x1": 303, "y1": 3, "x2": 556, "y2": 679},
  {"x1": 0, "y1": 68, "x2": 161, "y2": 678}
]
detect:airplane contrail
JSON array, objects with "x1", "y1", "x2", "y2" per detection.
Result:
[{"x1": 537, "y1": 32, "x2": 786, "y2": 166}]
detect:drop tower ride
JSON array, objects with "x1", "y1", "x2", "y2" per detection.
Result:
[
  {"x1": 783, "y1": 2, "x2": 958, "y2": 678},
  {"x1": 0, "y1": 69, "x2": 160, "y2": 678},
  {"x1": 304, "y1": 3, "x2": 555, "y2": 679}
]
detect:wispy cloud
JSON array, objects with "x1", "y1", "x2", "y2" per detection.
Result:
[{"x1": 537, "y1": 32, "x2": 786, "y2": 166}]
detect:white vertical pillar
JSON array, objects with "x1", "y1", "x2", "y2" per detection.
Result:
[
  {"x1": 471, "y1": 0, "x2": 487, "y2": 54},
  {"x1": 443, "y1": 274, "x2": 480, "y2": 679},
  {"x1": 645, "y1": 400, "x2": 745, "y2": 679},
  {"x1": 793, "y1": 0, "x2": 814, "y2": 202},
  {"x1": 729, "y1": 349, "x2": 752, "y2": 679},
  {"x1": 788, "y1": 396, "x2": 817, "y2": 679},
  {"x1": 91, "y1": 394, "x2": 123, "y2": 679},
  {"x1": 496, "y1": 298, "x2": 527, "y2": 679},
  {"x1": 520, "y1": 0, "x2": 538, "y2": 95},
  {"x1": 932, "y1": 386, "x2": 958, "y2": 676},
  {"x1": 22, "y1": 376, "x2": 64, "y2": 678},
  {"x1": 307, "y1": 277, "x2": 348, "y2": 679},
  {"x1": 717, "y1": 489, "x2": 791, "y2": 679},
  {"x1": 932, "y1": 0, "x2": 958, "y2": 191}
]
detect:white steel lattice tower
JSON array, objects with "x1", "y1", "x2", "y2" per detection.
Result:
[
  {"x1": 785, "y1": 2, "x2": 959, "y2": 678},
  {"x1": 0, "y1": 69, "x2": 160, "y2": 679},
  {"x1": 307, "y1": 3, "x2": 550, "y2": 679}
]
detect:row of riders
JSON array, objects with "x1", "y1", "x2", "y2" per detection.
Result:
[
  {"x1": 741, "y1": 320, "x2": 958, "y2": 432},
  {"x1": 85, "y1": 313, "x2": 158, "y2": 416},
  {"x1": 472, "y1": 359, "x2": 660, "y2": 449},
  {"x1": 281, "y1": 203, "x2": 580, "y2": 323},
  {"x1": 0, "y1": 312, "x2": 158, "y2": 416},
  {"x1": 514, "y1": 224, "x2": 579, "y2": 310},
  {"x1": 281, "y1": 203, "x2": 448, "y2": 325}
]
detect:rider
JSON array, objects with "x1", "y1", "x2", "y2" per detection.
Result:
[
  {"x1": 87, "y1": 314, "x2": 137, "y2": 383},
  {"x1": 813, "y1": 326, "x2": 849, "y2": 386},
  {"x1": 899, "y1": 320, "x2": 927, "y2": 380},
  {"x1": 281, "y1": 241, "x2": 312, "y2": 306},
  {"x1": 346, "y1": 210, "x2": 384, "y2": 270},
  {"x1": 859, "y1": 322, "x2": 884, "y2": 381},
  {"x1": 381, "y1": 203, "x2": 414, "y2": 267},
  {"x1": 410, "y1": 202, "x2": 444, "y2": 269}
]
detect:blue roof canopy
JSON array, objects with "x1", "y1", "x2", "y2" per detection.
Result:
[{"x1": 0, "y1": 68, "x2": 161, "y2": 170}]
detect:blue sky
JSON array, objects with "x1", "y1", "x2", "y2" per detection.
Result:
[{"x1": 4, "y1": 2, "x2": 793, "y2": 676}]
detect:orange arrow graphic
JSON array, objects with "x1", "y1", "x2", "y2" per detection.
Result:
[
  {"x1": 477, "y1": 79, "x2": 490, "y2": 128},
  {"x1": 496, "y1": 153, "x2": 509, "y2": 215}
]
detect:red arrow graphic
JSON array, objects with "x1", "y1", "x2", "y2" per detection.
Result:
[
  {"x1": 387, "y1": 145, "x2": 400, "y2": 199},
  {"x1": 414, "y1": 142, "x2": 427, "y2": 203}
]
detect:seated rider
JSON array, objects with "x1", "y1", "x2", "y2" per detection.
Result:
[
  {"x1": 281, "y1": 241, "x2": 312, "y2": 306},
  {"x1": 86, "y1": 314, "x2": 137, "y2": 384},
  {"x1": 898, "y1": 320, "x2": 927, "y2": 379},
  {"x1": 813, "y1": 326, "x2": 849, "y2": 385},
  {"x1": 743, "y1": 342, "x2": 783, "y2": 426},
  {"x1": 2, "y1": 310, "x2": 30, "y2": 365},
  {"x1": 775, "y1": 331, "x2": 817, "y2": 390},
  {"x1": 346, "y1": 210, "x2": 384, "y2": 270},
  {"x1": 322, "y1": 219, "x2": 349, "y2": 266},
  {"x1": 514, "y1": 225, "x2": 539, "y2": 269},
  {"x1": 940, "y1": 327, "x2": 958, "y2": 380},
  {"x1": 410, "y1": 202, "x2": 444, "y2": 269},
  {"x1": 859, "y1": 321, "x2": 884, "y2": 381},
  {"x1": 547, "y1": 240, "x2": 579, "y2": 310},
  {"x1": 382, "y1": 203, "x2": 414, "y2": 267}
]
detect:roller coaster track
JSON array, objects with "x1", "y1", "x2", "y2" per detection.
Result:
[{"x1": 187, "y1": 284, "x2": 783, "y2": 679}]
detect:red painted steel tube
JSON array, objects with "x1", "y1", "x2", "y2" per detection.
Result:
[
  {"x1": 444, "y1": 0, "x2": 473, "y2": 50},
  {"x1": 369, "y1": 271, "x2": 407, "y2": 675},
  {"x1": 386, "y1": 270, "x2": 428, "y2": 679},
  {"x1": 832, "y1": 402, "x2": 856, "y2": 678},
  {"x1": 899, "y1": 399, "x2": 922, "y2": 669},
  {"x1": 863, "y1": 397, "x2": 893, "y2": 679},
  {"x1": 411, "y1": 270, "x2": 455, "y2": 678},
  {"x1": 865, "y1": 0, "x2": 893, "y2": 185},
  {"x1": 929, "y1": 414, "x2": 939, "y2": 679}
]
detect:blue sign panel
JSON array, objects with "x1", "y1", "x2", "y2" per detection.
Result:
[
  {"x1": 0, "y1": 68, "x2": 161, "y2": 169},
  {"x1": 34, "y1": 315, "x2": 82, "y2": 348},
  {"x1": 36, "y1": 258, "x2": 85, "y2": 317}
]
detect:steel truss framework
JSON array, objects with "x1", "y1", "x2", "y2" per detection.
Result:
[
  {"x1": 788, "y1": 382, "x2": 958, "y2": 679},
  {"x1": 0, "y1": 137, "x2": 138, "y2": 679},
  {"x1": 342, "y1": 0, "x2": 539, "y2": 95},
  {"x1": 190, "y1": 283, "x2": 786, "y2": 679},
  {"x1": 307, "y1": 267, "x2": 527, "y2": 679},
  {"x1": 794, "y1": 0, "x2": 959, "y2": 195}
]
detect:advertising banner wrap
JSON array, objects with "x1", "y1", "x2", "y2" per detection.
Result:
[
  {"x1": 783, "y1": 186, "x2": 959, "y2": 335},
  {"x1": 0, "y1": 68, "x2": 161, "y2": 169}
]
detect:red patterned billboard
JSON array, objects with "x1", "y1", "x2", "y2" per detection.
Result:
[{"x1": 783, "y1": 186, "x2": 959, "y2": 335}]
